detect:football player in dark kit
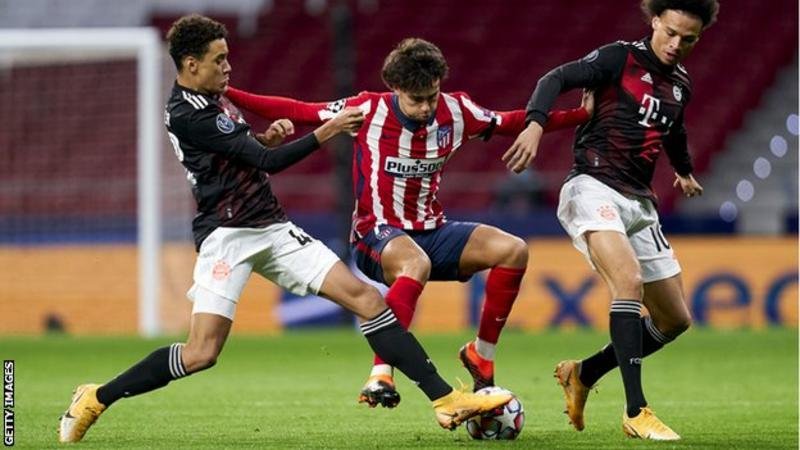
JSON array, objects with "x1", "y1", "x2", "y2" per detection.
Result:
[
  {"x1": 503, "y1": 0, "x2": 719, "y2": 441},
  {"x1": 57, "y1": 14, "x2": 511, "y2": 443}
]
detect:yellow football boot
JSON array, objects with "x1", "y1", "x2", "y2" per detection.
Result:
[
  {"x1": 432, "y1": 387, "x2": 512, "y2": 430},
  {"x1": 554, "y1": 360, "x2": 591, "y2": 431},
  {"x1": 58, "y1": 383, "x2": 106, "y2": 443},
  {"x1": 622, "y1": 407, "x2": 681, "y2": 441}
]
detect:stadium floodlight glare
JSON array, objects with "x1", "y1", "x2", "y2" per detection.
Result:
[{"x1": 0, "y1": 28, "x2": 162, "y2": 337}]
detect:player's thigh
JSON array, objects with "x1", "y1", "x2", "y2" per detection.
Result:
[
  {"x1": 351, "y1": 225, "x2": 429, "y2": 285},
  {"x1": 317, "y1": 261, "x2": 385, "y2": 321},
  {"x1": 404, "y1": 221, "x2": 477, "y2": 281},
  {"x1": 459, "y1": 224, "x2": 528, "y2": 275},
  {"x1": 253, "y1": 222, "x2": 340, "y2": 298},
  {"x1": 380, "y1": 233, "x2": 431, "y2": 284},
  {"x1": 585, "y1": 230, "x2": 642, "y2": 297}
]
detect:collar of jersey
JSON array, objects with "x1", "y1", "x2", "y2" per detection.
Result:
[
  {"x1": 640, "y1": 37, "x2": 677, "y2": 75},
  {"x1": 174, "y1": 81, "x2": 218, "y2": 102},
  {"x1": 390, "y1": 94, "x2": 436, "y2": 132}
]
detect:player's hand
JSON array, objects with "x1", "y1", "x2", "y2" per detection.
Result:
[
  {"x1": 673, "y1": 172, "x2": 704, "y2": 197},
  {"x1": 581, "y1": 89, "x2": 595, "y2": 116},
  {"x1": 502, "y1": 122, "x2": 544, "y2": 173},
  {"x1": 329, "y1": 107, "x2": 365, "y2": 135},
  {"x1": 313, "y1": 107, "x2": 364, "y2": 143},
  {"x1": 258, "y1": 119, "x2": 295, "y2": 147}
]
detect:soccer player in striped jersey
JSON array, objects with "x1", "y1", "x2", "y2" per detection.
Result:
[
  {"x1": 224, "y1": 38, "x2": 591, "y2": 407},
  {"x1": 503, "y1": 0, "x2": 719, "y2": 441},
  {"x1": 57, "y1": 16, "x2": 513, "y2": 443}
]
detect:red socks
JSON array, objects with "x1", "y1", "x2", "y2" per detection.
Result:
[
  {"x1": 477, "y1": 267, "x2": 525, "y2": 344},
  {"x1": 373, "y1": 276, "x2": 423, "y2": 366},
  {"x1": 371, "y1": 266, "x2": 524, "y2": 367}
]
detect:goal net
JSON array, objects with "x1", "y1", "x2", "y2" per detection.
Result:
[
  {"x1": 0, "y1": 27, "x2": 301, "y2": 337},
  {"x1": 0, "y1": 28, "x2": 180, "y2": 337}
]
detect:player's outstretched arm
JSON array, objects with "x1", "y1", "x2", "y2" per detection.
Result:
[
  {"x1": 498, "y1": 92, "x2": 590, "y2": 173},
  {"x1": 225, "y1": 86, "x2": 328, "y2": 125},
  {"x1": 487, "y1": 107, "x2": 588, "y2": 137},
  {"x1": 542, "y1": 89, "x2": 594, "y2": 131},
  {"x1": 464, "y1": 93, "x2": 590, "y2": 141},
  {"x1": 246, "y1": 107, "x2": 363, "y2": 174}
]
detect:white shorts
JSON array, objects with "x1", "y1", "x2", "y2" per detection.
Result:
[
  {"x1": 187, "y1": 221, "x2": 340, "y2": 320},
  {"x1": 557, "y1": 175, "x2": 681, "y2": 283}
]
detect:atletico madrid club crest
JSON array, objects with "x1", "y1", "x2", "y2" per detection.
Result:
[{"x1": 437, "y1": 125, "x2": 452, "y2": 148}]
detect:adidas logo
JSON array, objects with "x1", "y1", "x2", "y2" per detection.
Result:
[{"x1": 641, "y1": 72, "x2": 653, "y2": 84}]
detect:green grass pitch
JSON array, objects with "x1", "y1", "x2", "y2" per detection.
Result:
[{"x1": 2, "y1": 328, "x2": 797, "y2": 449}]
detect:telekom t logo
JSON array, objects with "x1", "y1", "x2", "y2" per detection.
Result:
[{"x1": 637, "y1": 93, "x2": 661, "y2": 127}]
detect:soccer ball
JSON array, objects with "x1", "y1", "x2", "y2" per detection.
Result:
[{"x1": 465, "y1": 386, "x2": 525, "y2": 440}]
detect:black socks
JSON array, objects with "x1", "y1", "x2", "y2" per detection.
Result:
[
  {"x1": 96, "y1": 343, "x2": 188, "y2": 407},
  {"x1": 579, "y1": 316, "x2": 672, "y2": 388},
  {"x1": 95, "y1": 309, "x2": 455, "y2": 408},
  {"x1": 609, "y1": 300, "x2": 647, "y2": 418},
  {"x1": 360, "y1": 309, "x2": 451, "y2": 401}
]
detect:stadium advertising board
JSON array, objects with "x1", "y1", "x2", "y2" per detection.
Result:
[{"x1": 0, "y1": 237, "x2": 796, "y2": 334}]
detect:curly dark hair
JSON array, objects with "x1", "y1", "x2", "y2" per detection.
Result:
[
  {"x1": 641, "y1": 0, "x2": 720, "y2": 28},
  {"x1": 381, "y1": 38, "x2": 449, "y2": 92},
  {"x1": 166, "y1": 14, "x2": 228, "y2": 71}
]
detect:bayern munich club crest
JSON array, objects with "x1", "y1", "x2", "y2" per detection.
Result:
[
  {"x1": 212, "y1": 260, "x2": 231, "y2": 280},
  {"x1": 437, "y1": 125, "x2": 453, "y2": 148},
  {"x1": 598, "y1": 205, "x2": 618, "y2": 221}
]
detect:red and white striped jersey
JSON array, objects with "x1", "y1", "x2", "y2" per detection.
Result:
[
  {"x1": 340, "y1": 91, "x2": 522, "y2": 236},
  {"x1": 225, "y1": 88, "x2": 588, "y2": 238}
]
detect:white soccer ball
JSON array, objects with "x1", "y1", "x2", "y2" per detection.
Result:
[{"x1": 465, "y1": 386, "x2": 525, "y2": 440}]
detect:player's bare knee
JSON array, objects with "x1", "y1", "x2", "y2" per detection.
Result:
[
  {"x1": 182, "y1": 345, "x2": 220, "y2": 372},
  {"x1": 612, "y1": 273, "x2": 643, "y2": 299},
  {"x1": 654, "y1": 312, "x2": 691, "y2": 339},
  {"x1": 398, "y1": 254, "x2": 431, "y2": 282},
  {"x1": 668, "y1": 316, "x2": 691, "y2": 337},
  {"x1": 505, "y1": 235, "x2": 529, "y2": 267}
]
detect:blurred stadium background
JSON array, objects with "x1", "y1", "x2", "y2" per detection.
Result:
[{"x1": 0, "y1": 0, "x2": 796, "y2": 337}]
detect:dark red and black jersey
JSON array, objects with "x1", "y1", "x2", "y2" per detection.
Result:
[
  {"x1": 165, "y1": 82, "x2": 320, "y2": 250},
  {"x1": 526, "y1": 38, "x2": 693, "y2": 202}
]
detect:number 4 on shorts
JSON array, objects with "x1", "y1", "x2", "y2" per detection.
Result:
[{"x1": 289, "y1": 229, "x2": 312, "y2": 246}]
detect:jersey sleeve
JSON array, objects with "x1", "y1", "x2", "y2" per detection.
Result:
[
  {"x1": 456, "y1": 93, "x2": 590, "y2": 141},
  {"x1": 664, "y1": 112, "x2": 693, "y2": 176},
  {"x1": 456, "y1": 93, "x2": 509, "y2": 139},
  {"x1": 180, "y1": 108, "x2": 320, "y2": 174},
  {"x1": 224, "y1": 87, "x2": 372, "y2": 125},
  {"x1": 526, "y1": 42, "x2": 628, "y2": 127}
]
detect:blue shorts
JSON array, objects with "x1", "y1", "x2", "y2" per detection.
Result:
[{"x1": 351, "y1": 221, "x2": 479, "y2": 285}]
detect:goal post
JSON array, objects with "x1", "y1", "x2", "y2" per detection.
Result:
[{"x1": 0, "y1": 28, "x2": 163, "y2": 337}]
